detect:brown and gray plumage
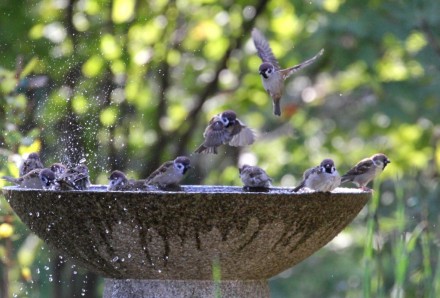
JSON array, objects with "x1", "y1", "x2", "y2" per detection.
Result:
[
  {"x1": 252, "y1": 28, "x2": 324, "y2": 116},
  {"x1": 195, "y1": 110, "x2": 255, "y2": 154},
  {"x1": 239, "y1": 165, "x2": 272, "y2": 190},
  {"x1": 56, "y1": 164, "x2": 91, "y2": 190},
  {"x1": 341, "y1": 153, "x2": 390, "y2": 191},
  {"x1": 19, "y1": 152, "x2": 44, "y2": 176},
  {"x1": 108, "y1": 170, "x2": 147, "y2": 191},
  {"x1": 3, "y1": 168, "x2": 56, "y2": 190},
  {"x1": 145, "y1": 156, "x2": 191, "y2": 189},
  {"x1": 39, "y1": 169, "x2": 57, "y2": 190},
  {"x1": 293, "y1": 159, "x2": 341, "y2": 192},
  {"x1": 50, "y1": 163, "x2": 67, "y2": 179}
]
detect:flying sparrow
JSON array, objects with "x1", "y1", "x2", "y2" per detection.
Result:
[
  {"x1": 239, "y1": 164, "x2": 272, "y2": 191},
  {"x1": 195, "y1": 110, "x2": 255, "y2": 154},
  {"x1": 56, "y1": 164, "x2": 91, "y2": 190},
  {"x1": 108, "y1": 170, "x2": 147, "y2": 191},
  {"x1": 3, "y1": 168, "x2": 55, "y2": 189},
  {"x1": 145, "y1": 156, "x2": 191, "y2": 190},
  {"x1": 293, "y1": 159, "x2": 341, "y2": 192},
  {"x1": 251, "y1": 28, "x2": 324, "y2": 116},
  {"x1": 19, "y1": 152, "x2": 44, "y2": 176},
  {"x1": 341, "y1": 153, "x2": 390, "y2": 191}
]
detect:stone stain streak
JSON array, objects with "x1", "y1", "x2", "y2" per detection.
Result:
[{"x1": 3, "y1": 186, "x2": 370, "y2": 280}]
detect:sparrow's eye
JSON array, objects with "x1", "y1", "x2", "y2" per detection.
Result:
[{"x1": 221, "y1": 118, "x2": 229, "y2": 126}]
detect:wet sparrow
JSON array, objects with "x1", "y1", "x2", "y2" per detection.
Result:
[
  {"x1": 19, "y1": 152, "x2": 44, "y2": 176},
  {"x1": 56, "y1": 164, "x2": 91, "y2": 190},
  {"x1": 3, "y1": 168, "x2": 55, "y2": 189},
  {"x1": 108, "y1": 170, "x2": 147, "y2": 191}
]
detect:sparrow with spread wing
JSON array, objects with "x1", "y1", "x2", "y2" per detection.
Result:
[
  {"x1": 195, "y1": 110, "x2": 255, "y2": 154},
  {"x1": 252, "y1": 28, "x2": 324, "y2": 116}
]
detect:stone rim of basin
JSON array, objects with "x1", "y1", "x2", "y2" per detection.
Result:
[{"x1": 3, "y1": 185, "x2": 370, "y2": 280}]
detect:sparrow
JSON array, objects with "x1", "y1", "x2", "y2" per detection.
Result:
[
  {"x1": 39, "y1": 168, "x2": 57, "y2": 190},
  {"x1": 56, "y1": 164, "x2": 91, "y2": 190},
  {"x1": 195, "y1": 110, "x2": 255, "y2": 154},
  {"x1": 251, "y1": 28, "x2": 324, "y2": 116},
  {"x1": 292, "y1": 159, "x2": 341, "y2": 192},
  {"x1": 145, "y1": 156, "x2": 191, "y2": 190},
  {"x1": 239, "y1": 164, "x2": 272, "y2": 191},
  {"x1": 341, "y1": 153, "x2": 391, "y2": 191},
  {"x1": 19, "y1": 152, "x2": 44, "y2": 176},
  {"x1": 108, "y1": 170, "x2": 147, "y2": 191},
  {"x1": 50, "y1": 163, "x2": 67, "y2": 179},
  {"x1": 2, "y1": 168, "x2": 56, "y2": 189}
]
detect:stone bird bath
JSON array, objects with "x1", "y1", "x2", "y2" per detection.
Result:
[{"x1": 3, "y1": 185, "x2": 370, "y2": 297}]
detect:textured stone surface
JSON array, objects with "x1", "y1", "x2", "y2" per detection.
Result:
[
  {"x1": 103, "y1": 279, "x2": 269, "y2": 298},
  {"x1": 3, "y1": 185, "x2": 370, "y2": 280}
]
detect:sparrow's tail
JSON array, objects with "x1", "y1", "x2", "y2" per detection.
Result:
[
  {"x1": 292, "y1": 182, "x2": 305, "y2": 192},
  {"x1": 273, "y1": 101, "x2": 281, "y2": 116},
  {"x1": 340, "y1": 175, "x2": 351, "y2": 184},
  {"x1": 194, "y1": 145, "x2": 217, "y2": 154},
  {"x1": 2, "y1": 175, "x2": 19, "y2": 184}
]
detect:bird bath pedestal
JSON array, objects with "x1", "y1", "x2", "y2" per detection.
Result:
[{"x1": 3, "y1": 185, "x2": 370, "y2": 297}]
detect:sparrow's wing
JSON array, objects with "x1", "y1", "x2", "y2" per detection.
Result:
[
  {"x1": 145, "y1": 161, "x2": 173, "y2": 184},
  {"x1": 129, "y1": 179, "x2": 147, "y2": 190},
  {"x1": 253, "y1": 168, "x2": 272, "y2": 184},
  {"x1": 251, "y1": 28, "x2": 280, "y2": 70},
  {"x1": 293, "y1": 167, "x2": 316, "y2": 192},
  {"x1": 229, "y1": 127, "x2": 256, "y2": 147},
  {"x1": 342, "y1": 158, "x2": 374, "y2": 180},
  {"x1": 279, "y1": 48, "x2": 324, "y2": 80},
  {"x1": 204, "y1": 121, "x2": 231, "y2": 146}
]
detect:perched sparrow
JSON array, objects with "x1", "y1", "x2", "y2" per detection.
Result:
[
  {"x1": 50, "y1": 163, "x2": 67, "y2": 179},
  {"x1": 195, "y1": 110, "x2": 255, "y2": 154},
  {"x1": 108, "y1": 170, "x2": 146, "y2": 191},
  {"x1": 252, "y1": 28, "x2": 324, "y2": 116},
  {"x1": 239, "y1": 164, "x2": 272, "y2": 191},
  {"x1": 19, "y1": 152, "x2": 44, "y2": 176},
  {"x1": 3, "y1": 168, "x2": 55, "y2": 189},
  {"x1": 56, "y1": 164, "x2": 91, "y2": 190},
  {"x1": 293, "y1": 159, "x2": 341, "y2": 192},
  {"x1": 145, "y1": 156, "x2": 191, "y2": 189},
  {"x1": 341, "y1": 153, "x2": 390, "y2": 191}
]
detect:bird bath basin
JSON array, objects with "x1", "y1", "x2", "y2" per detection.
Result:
[{"x1": 2, "y1": 185, "x2": 370, "y2": 297}]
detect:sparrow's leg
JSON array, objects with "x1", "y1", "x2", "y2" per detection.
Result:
[{"x1": 361, "y1": 185, "x2": 372, "y2": 192}]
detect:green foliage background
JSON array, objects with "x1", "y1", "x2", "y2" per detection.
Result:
[{"x1": 0, "y1": 0, "x2": 439, "y2": 297}]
